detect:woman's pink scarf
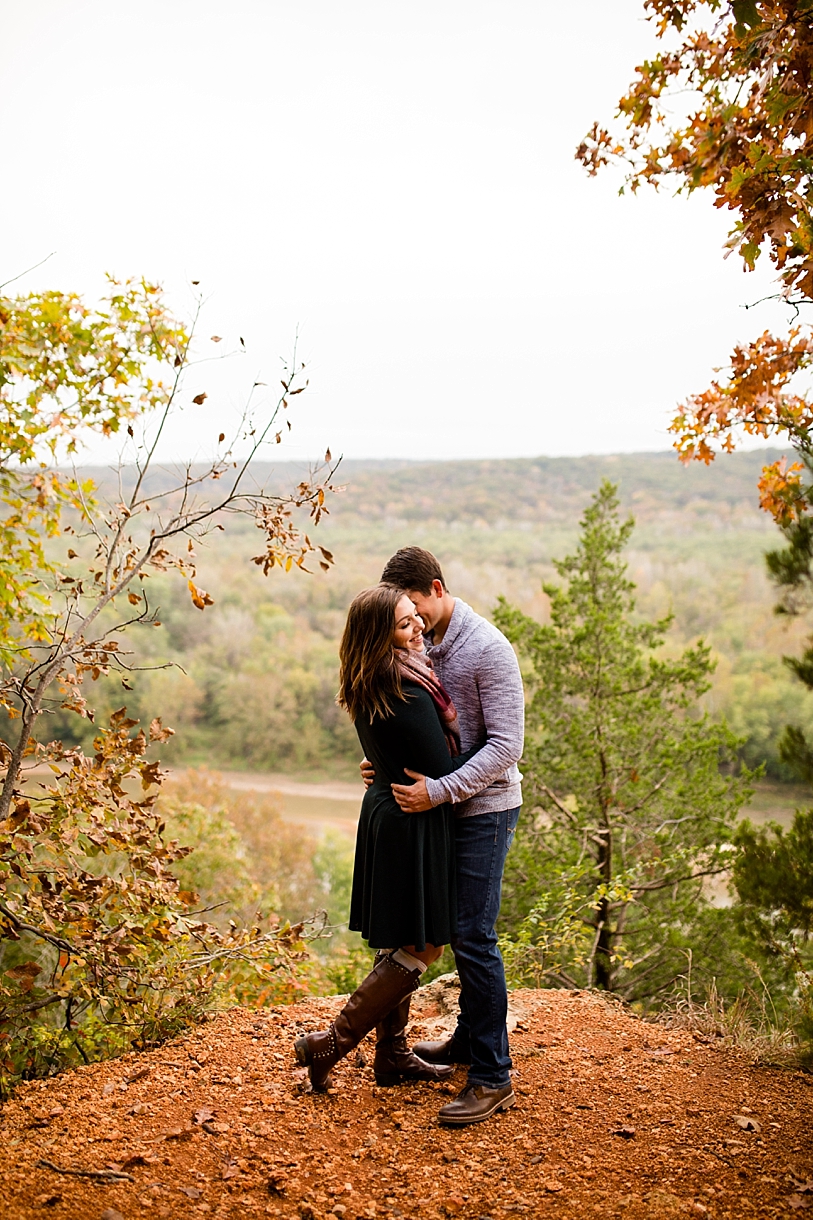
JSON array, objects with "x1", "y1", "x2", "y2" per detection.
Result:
[{"x1": 395, "y1": 648, "x2": 461, "y2": 756}]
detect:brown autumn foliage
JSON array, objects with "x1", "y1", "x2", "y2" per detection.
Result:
[
  {"x1": 0, "y1": 279, "x2": 339, "y2": 1093},
  {"x1": 0, "y1": 712, "x2": 324, "y2": 1097},
  {"x1": 578, "y1": 1, "x2": 813, "y2": 784},
  {"x1": 0, "y1": 279, "x2": 339, "y2": 826}
]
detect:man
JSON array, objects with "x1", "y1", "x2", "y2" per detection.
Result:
[{"x1": 364, "y1": 546, "x2": 524, "y2": 1126}]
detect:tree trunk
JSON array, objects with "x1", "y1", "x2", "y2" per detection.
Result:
[{"x1": 593, "y1": 827, "x2": 613, "y2": 990}]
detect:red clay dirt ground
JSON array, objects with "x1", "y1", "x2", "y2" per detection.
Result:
[{"x1": 1, "y1": 982, "x2": 811, "y2": 1220}]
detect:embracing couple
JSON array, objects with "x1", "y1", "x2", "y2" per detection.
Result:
[{"x1": 294, "y1": 546, "x2": 524, "y2": 1127}]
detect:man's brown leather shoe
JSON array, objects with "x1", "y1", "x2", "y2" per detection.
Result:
[
  {"x1": 411, "y1": 1033, "x2": 471, "y2": 1066},
  {"x1": 437, "y1": 1081, "x2": 516, "y2": 1126}
]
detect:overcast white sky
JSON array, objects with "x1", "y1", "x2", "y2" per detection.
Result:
[{"x1": 4, "y1": 1, "x2": 786, "y2": 465}]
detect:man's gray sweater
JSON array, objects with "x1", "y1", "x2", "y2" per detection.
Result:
[{"x1": 424, "y1": 599, "x2": 524, "y2": 817}]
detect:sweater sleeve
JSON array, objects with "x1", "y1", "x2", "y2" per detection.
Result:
[{"x1": 423, "y1": 638, "x2": 525, "y2": 807}]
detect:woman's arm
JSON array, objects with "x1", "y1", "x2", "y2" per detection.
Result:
[
  {"x1": 358, "y1": 706, "x2": 474, "y2": 791},
  {"x1": 451, "y1": 744, "x2": 479, "y2": 770},
  {"x1": 379, "y1": 686, "x2": 461, "y2": 786}
]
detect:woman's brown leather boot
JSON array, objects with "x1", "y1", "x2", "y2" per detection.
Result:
[
  {"x1": 293, "y1": 951, "x2": 422, "y2": 1091},
  {"x1": 371, "y1": 952, "x2": 456, "y2": 1087}
]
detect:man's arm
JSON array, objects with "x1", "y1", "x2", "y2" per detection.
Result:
[{"x1": 393, "y1": 639, "x2": 524, "y2": 811}]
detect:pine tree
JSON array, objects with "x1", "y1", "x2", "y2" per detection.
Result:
[
  {"x1": 496, "y1": 482, "x2": 753, "y2": 1003},
  {"x1": 762, "y1": 474, "x2": 813, "y2": 778},
  {"x1": 729, "y1": 806, "x2": 813, "y2": 1058}
]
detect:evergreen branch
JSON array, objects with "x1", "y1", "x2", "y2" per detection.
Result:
[
  {"x1": 619, "y1": 772, "x2": 673, "y2": 816},
  {"x1": 629, "y1": 866, "x2": 726, "y2": 894}
]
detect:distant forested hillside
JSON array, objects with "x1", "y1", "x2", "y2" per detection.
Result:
[
  {"x1": 327, "y1": 448, "x2": 781, "y2": 526},
  {"x1": 45, "y1": 448, "x2": 813, "y2": 782}
]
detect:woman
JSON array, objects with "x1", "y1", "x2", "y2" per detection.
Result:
[{"x1": 294, "y1": 583, "x2": 470, "y2": 1091}]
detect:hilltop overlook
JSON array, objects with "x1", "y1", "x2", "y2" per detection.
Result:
[{"x1": 2, "y1": 980, "x2": 810, "y2": 1220}]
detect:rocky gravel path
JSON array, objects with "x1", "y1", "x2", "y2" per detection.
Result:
[{"x1": 1, "y1": 984, "x2": 811, "y2": 1219}]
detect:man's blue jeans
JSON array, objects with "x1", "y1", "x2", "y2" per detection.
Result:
[{"x1": 449, "y1": 805, "x2": 521, "y2": 1089}]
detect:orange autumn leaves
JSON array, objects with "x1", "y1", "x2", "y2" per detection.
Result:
[
  {"x1": 758, "y1": 457, "x2": 806, "y2": 524},
  {"x1": 668, "y1": 324, "x2": 813, "y2": 525},
  {"x1": 669, "y1": 326, "x2": 813, "y2": 523},
  {"x1": 578, "y1": 1, "x2": 813, "y2": 525},
  {"x1": 578, "y1": 1, "x2": 813, "y2": 302}
]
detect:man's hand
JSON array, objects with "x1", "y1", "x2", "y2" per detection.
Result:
[
  {"x1": 360, "y1": 758, "x2": 375, "y2": 790},
  {"x1": 391, "y1": 768, "x2": 432, "y2": 812}
]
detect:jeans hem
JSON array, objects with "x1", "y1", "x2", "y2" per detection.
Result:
[{"x1": 466, "y1": 1073, "x2": 512, "y2": 1090}]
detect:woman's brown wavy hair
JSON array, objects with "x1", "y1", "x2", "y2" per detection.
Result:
[{"x1": 338, "y1": 584, "x2": 408, "y2": 722}]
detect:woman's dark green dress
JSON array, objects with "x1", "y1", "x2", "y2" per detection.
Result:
[{"x1": 349, "y1": 680, "x2": 466, "y2": 952}]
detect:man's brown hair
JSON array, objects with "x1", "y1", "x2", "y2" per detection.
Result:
[
  {"x1": 337, "y1": 584, "x2": 408, "y2": 722},
  {"x1": 380, "y1": 546, "x2": 447, "y2": 596}
]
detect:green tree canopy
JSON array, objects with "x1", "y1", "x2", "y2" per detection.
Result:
[{"x1": 496, "y1": 481, "x2": 753, "y2": 1003}]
